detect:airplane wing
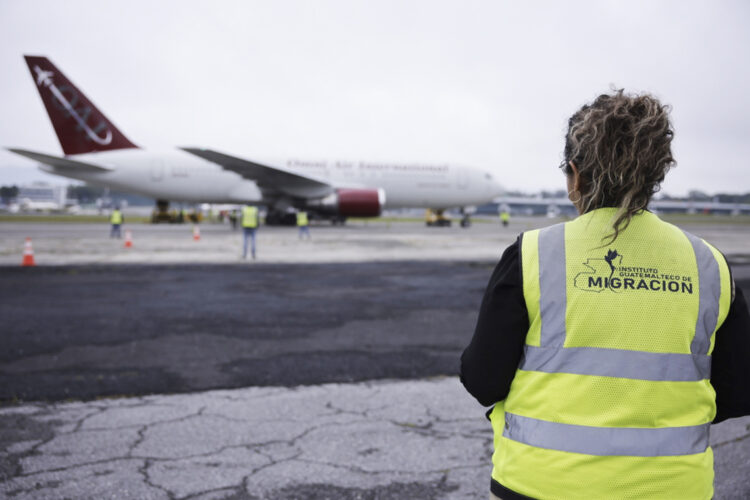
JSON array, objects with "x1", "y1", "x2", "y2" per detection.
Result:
[
  {"x1": 6, "y1": 148, "x2": 114, "y2": 172},
  {"x1": 181, "y1": 148, "x2": 333, "y2": 199}
]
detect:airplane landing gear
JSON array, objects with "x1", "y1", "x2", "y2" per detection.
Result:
[
  {"x1": 265, "y1": 210, "x2": 297, "y2": 226},
  {"x1": 459, "y1": 206, "x2": 475, "y2": 228},
  {"x1": 151, "y1": 199, "x2": 177, "y2": 223}
]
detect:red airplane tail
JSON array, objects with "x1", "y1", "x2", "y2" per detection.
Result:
[{"x1": 23, "y1": 55, "x2": 138, "y2": 155}]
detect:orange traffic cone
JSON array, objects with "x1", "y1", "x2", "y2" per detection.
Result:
[
  {"x1": 22, "y1": 237, "x2": 36, "y2": 266},
  {"x1": 192, "y1": 225, "x2": 201, "y2": 241},
  {"x1": 124, "y1": 230, "x2": 133, "y2": 248}
]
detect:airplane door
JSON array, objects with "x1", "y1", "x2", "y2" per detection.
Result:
[{"x1": 151, "y1": 160, "x2": 165, "y2": 182}]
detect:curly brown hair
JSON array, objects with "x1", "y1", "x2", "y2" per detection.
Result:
[{"x1": 561, "y1": 90, "x2": 676, "y2": 242}]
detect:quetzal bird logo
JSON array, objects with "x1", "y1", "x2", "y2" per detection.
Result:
[{"x1": 604, "y1": 249, "x2": 620, "y2": 283}]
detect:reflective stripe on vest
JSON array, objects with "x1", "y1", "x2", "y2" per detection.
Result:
[
  {"x1": 503, "y1": 412, "x2": 710, "y2": 457},
  {"x1": 521, "y1": 345, "x2": 711, "y2": 381},
  {"x1": 684, "y1": 231, "x2": 721, "y2": 356},
  {"x1": 538, "y1": 223, "x2": 566, "y2": 347}
]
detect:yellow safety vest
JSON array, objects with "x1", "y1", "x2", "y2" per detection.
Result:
[
  {"x1": 297, "y1": 211, "x2": 308, "y2": 227},
  {"x1": 500, "y1": 211, "x2": 510, "y2": 222},
  {"x1": 490, "y1": 208, "x2": 732, "y2": 500},
  {"x1": 242, "y1": 206, "x2": 259, "y2": 228},
  {"x1": 110, "y1": 210, "x2": 123, "y2": 225}
]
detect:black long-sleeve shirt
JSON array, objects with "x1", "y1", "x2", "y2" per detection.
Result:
[{"x1": 461, "y1": 237, "x2": 750, "y2": 423}]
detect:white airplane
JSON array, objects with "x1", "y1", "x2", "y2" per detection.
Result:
[{"x1": 8, "y1": 56, "x2": 503, "y2": 224}]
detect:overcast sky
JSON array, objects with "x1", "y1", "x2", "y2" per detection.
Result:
[{"x1": 1, "y1": 0, "x2": 748, "y2": 196}]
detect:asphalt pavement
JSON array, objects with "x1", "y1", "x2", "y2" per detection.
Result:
[{"x1": 0, "y1": 261, "x2": 491, "y2": 402}]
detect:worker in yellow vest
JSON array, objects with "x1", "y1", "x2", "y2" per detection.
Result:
[
  {"x1": 109, "y1": 206, "x2": 123, "y2": 238},
  {"x1": 461, "y1": 90, "x2": 750, "y2": 499},
  {"x1": 297, "y1": 210, "x2": 310, "y2": 240},
  {"x1": 499, "y1": 209, "x2": 510, "y2": 227},
  {"x1": 241, "y1": 204, "x2": 259, "y2": 259}
]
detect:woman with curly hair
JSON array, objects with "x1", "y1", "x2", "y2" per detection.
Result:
[{"x1": 461, "y1": 90, "x2": 750, "y2": 500}]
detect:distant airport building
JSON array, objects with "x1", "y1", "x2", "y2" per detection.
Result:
[
  {"x1": 479, "y1": 197, "x2": 578, "y2": 217},
  {"x1": 648, "y1": 199, "x2": 750, "y2": 216},
  {"x1": 16, "y1": 182, "x2": 68, "y2": 211},
  {"x1": 479, "y1": 196, "x2": 750, "y2": 217}
]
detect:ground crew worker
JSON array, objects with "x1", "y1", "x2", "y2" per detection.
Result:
[
  {"x1": 109, "y1": 206, "x2": 123, "y2": 238},
  {"x1": 241, "y1": 204, "x2": 259, "y2": 259},
  {"x1": 297, "y1": 210, "x2": 310, "y2": 240},
  {"x1": 499, "y1": 209, "x2": 510, "y2": 227},
  {"x1": 461, "y1": 90, "x2": 750, "y2": 500}
]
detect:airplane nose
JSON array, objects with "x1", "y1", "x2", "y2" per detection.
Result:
[{"x1": 480, "y1": 170, "x2": 504, "y2": 198}]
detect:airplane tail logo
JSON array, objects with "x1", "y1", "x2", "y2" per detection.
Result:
[{"x1": 23, "y1": 55, "x2": 137, "y2": 155}]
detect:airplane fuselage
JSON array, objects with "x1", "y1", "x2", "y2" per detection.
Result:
[{"x1": 40, "y1": 148, "x2": 501, "y2": 209}]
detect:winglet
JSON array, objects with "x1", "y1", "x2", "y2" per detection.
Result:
[{"x1": 23, "y1": 55, "x2": 138, "y2": 155}]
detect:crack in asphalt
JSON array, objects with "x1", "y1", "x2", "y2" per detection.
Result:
[
  {"x1": 3, "y1": 403, "x2": 474, "y2": 498},
  {"x1": 128, "y1": 425, "x2": 149, "y2": 458},
  {"x1": 138, "y1": 458, "x2": 175, "y2": 500},
  {"x1": 712, "y1": 430, "x2": 750, "y2": 449}
]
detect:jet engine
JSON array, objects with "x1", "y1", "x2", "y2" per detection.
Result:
[{"x1": 307, "y1": 188, "x2": 386, "y2": 217}]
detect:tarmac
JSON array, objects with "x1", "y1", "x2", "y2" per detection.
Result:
[
  {"x1": 1, "y1": 216, "x2": 749, "y2": 499},
  {"x1": 0, "y1": 218, "x2": 518, "y2": 265},
  {"x1": 2, "y1": 215, "x2": 749, "y2": 265},
  {"x1": 0, "y1": 261, "x2": 490, "y2": 401}
]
